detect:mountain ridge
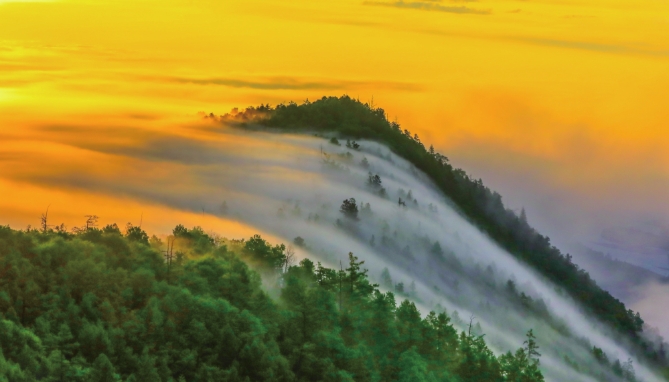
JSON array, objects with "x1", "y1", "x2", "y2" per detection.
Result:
[{"x1": 216, "y1": 95, "x2": 665, "y2": 368}]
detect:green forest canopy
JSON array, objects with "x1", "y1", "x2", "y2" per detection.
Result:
[{"x1": 0, "y1": 225, "x2": 544, "y2": 381}]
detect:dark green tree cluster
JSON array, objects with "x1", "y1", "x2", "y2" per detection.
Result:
[
  {"x1": 340, "y1": 198, "x2": 360, "y2": 221},
  {"x1": 237, "y1": 95, "x2": 665, "y2": 366},
  {"x1": 172, "y1": 225, "x2": 215, "y2": 255},
  {"x1": 279, "y1": 252, "x2": 545, "y2": 382},
  {"x1": 366, "y1": 174, "x2": 387, "y2": 198},
  {"x1": 0, "y1": 225, "x2": 544, "y2": 381},
  {"x1": 243, "y1": 234, "x2": 288, "y2": 272}
]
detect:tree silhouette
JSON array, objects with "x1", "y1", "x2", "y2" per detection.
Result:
[
  {"x1": 84, "y1": 215, "x2": 98, "y2": 230},
  {"x1": 524, "y1": 329, "x2": 541, "y2": 364},
  {"x1": 40, "y1": 205, "x2": 51, "y2": 233},
  {"x1": 340, "y1": 198, "x2": 359, "y2": 221},
  {"x1": 293, "y1": 236, "x2": 305, "y2": 247}
]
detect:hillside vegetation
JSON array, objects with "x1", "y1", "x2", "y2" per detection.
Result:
[
  {"x1": 0, "y1": 225, "x2": 544, "y2": 381},
  {"x1": 221, "y1": 96, "x2": 664, "y2": 366}
]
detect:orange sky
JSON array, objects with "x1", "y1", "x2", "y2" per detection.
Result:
[{"x1": 1, "y1": 0, "x2": 668, "y2": 246}]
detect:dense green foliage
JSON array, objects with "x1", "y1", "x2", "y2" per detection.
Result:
[
  {"x1": 0, "y1": 225, "x2": 544, "y2": 381},
  {"x1": 231, "y1": 96, "x2": 663, "y2": 362}
]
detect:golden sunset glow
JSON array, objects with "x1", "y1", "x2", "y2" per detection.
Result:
[
  {"x1": 4, "y1": 3, "x2": 669, "y2": 379},
  {"x1": 1, "y1": 0, "x2": 668, "y2": 234}
]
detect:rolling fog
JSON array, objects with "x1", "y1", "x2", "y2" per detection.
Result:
[
  {"x1": 1, "y1": 120, "x2": 665, "y2": 381},
  {"x1": 194, "y1": 128, "x2": 664, "y2": 382}
]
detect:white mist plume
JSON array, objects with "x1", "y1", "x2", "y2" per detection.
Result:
[
  {"x1": 190, "y1": 128, "x2": 662, "y2": 382},
  {"x1": 7, "y1": 122, "x2": 664, "y2": 381}
]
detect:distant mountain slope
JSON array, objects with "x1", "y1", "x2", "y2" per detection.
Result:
[
  {"x1": 220, "y1": 95, "x2": 664, "y2": 366},
  {"x1": 590, "y1": 223, "x2": 669, "y2": 274},
  {"x1": 571, "y1": 245, "x2": 668, "y2": 305}
]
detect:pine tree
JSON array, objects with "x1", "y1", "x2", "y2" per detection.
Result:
[
  {"x1": 396, "y1": 300, "x2": 423, "y2": 350},
  {"x1": 380, "y1": 268, "x2": 393, "y2": 290},
  {"x1": 340, "y1": 198, "x2": 359, "y2": 221},
  {"x1": 524, "y1": 329, "x2": 541, "y2": 364},
  {"x1": 397, "y1": 347, "x2": 437, "y2": 382},
  {"x1": 132, "y1": 347, "x2": 161, "y2": 382},
  {"x1": 89, "y1": 353, "x2": 118, "y2": 382}
]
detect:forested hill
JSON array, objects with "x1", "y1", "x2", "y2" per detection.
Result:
[
  {"x1": 0, "y1": 225, "x2": 544, "y2": 381},
  {"x1": 221, "y1": 96, "x2": 660, "y2": 363}
]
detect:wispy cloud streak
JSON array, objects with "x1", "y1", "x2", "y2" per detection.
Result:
[
  {"x1": 158, "y1": 75, "x2": 422, "y2": 91},
  {"x1": 363, "y1": 0, "x2": 491, "y2": 15}
]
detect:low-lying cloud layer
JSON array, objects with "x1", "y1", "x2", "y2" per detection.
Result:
[{"x1": 1, "y1": 118, "x2": 665, "y2": 381}]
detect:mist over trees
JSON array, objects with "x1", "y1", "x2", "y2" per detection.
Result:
[
  {"x1": 340, "y1": 198, "x2": 360, "y2": 221},
  {"x1": 207, "y1": 95, "x2": 669, "y2": 380},
  {"x1": 2, "y1": 96, "x2": 666, "y2": 380},
  {"x1": 0, "y1": 225, "x2": 547, "y2": 381},
  {"x1": 226, "y1": 96, "x2": 661, "y2": 360}
]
